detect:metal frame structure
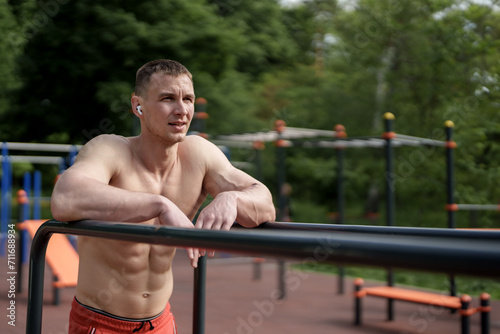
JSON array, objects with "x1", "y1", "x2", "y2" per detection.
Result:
[
  {"x1": 26, "y1": 219, "x2": 500, "y2": 334},
  {"x1": 1, "y1": 142, "x2": 80, "y2": 257},
  {"x1": 214, "y1": 115, "x2": 452, "y2": 302}
]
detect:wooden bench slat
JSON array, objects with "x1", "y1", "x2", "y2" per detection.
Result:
[{"x1": 363, "y1": 286, "x2": 461, "y2": 309}]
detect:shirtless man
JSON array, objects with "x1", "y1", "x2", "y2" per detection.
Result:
[{"x1": 51, "y1": 59, "x2": 276, "y2": 333}]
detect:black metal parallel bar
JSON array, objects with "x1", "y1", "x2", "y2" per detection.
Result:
[
  {"x1": 258, "y1": 222, "x2": 500, "y2": 240},
  {"x1": 26, "y1": 223, "x2": 52, "y2": 334},
  {"x1": 27, "y1": 220, "x2": 500, "y2": 333}
]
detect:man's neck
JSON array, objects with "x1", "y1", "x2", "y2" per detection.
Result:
[{"x1": 131, "y1": 135, "x2": 179, "y2": 178}]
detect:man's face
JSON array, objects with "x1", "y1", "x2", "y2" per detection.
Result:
[{"x1": 141, "y1": 73, "x2": 195, "y2": 144}]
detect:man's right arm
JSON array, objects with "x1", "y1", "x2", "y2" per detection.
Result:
[{"x1": 50, "y1": 135, "x2": 189, "y2": 226}]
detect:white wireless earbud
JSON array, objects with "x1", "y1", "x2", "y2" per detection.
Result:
[{"x1": 136, "y1": 106, "x2": 142, "y2": 115}]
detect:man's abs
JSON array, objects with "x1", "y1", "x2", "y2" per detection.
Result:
[{"x1": 75, "y1": 236, "x2": 176, "y2": 319}]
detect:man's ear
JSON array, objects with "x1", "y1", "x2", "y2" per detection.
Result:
[{"x1": 131, "y1": 94, "x2": 142, "y2": 117}]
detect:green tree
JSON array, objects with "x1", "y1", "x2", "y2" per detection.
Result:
[
  {"x1": 209, "y1": 0, "x2": 300, "y2": 78},
  {"x1": 0, "y1": 0, "x2": 25, "y2": 129},
  {"x1": 1, "y1": 0, "x2": 248, "y2": 142},
  {"x1": 2, "y1": 0, "x2": 307, "y2": 143}
]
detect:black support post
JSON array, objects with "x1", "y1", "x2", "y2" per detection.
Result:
[
  {"x1": 335, "y1": 124, "x2": 347, "y2": 295},
  {"x1": 383, "y1": 112, "x2": 396, "y2": 320},
  {"x1": 460, "y1": 295, "x2": 471, "y2": 334},
  {"x1": 354, "y1": 278, "x2": 364, "y2": 325},
  {"x1": 275, "y1": 120, "x2": 287, "y2": 300},
  {"x1": 193, "y1": 256, "x2": 207, "y2": 334},
  {"x1": 445, "y1": 120, "x2": 457, "y2": 299},
  {"x1": 480, "y1": 293, "x2": 490, "y2": 334}
]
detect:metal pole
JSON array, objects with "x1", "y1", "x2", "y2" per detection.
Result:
[
  {"x1": 33, "y1": 171, "x2": 42, "y2": 220},
  {"x1": 335, "y1": 124, "x2": 347, "y2": 294},
  {"x1": 275, "y1": 120, "x2": 287, "y2": 300},
  {"x1": 253, "y1": 141, "x2": 265, "y2": 281},
  {"x1": 383, "y1": 113, "x2": 396, "y2": 227},
  {"x1": 26, "y1": 227, "x2": 51, "y2": 334},
  {"x1": 23, "y1": 172, "x2": 32, "y2": 220},
  {"x1": 445, "y1": 120, "x2": 457, "y2": 229},
  {"x1": 0, "y1": 142, "x2": 83, "y2": 152},
  {"x1": 354, "y1": 278, "x2": 364, "y2": 325},
  {"x1": 383, "y1": 112, "x2": 396, "y2": 320},
  {"x1": 259, "y1": 221, "x2": 500, "y2": 239},
  {"x1": 336, "y1": 134, "x2": 346, "y2": 224},
  {"x1": 458, "y1": 204, "x2": 500, "y2": 211},
  {"x1": 460, "y1": 295, "x2": 471, "y2": 334},
  {"x1": 480, "y1": 293, "x2": 490, "y2": 334},
  {"x1": 69, "y1": 145, "x2": 79, "y2": 166},
  {"x1": 16, "y1": 190, "x2": 28, "y2": 293},
  {"x1": 445, "y1": 121, "x2": 457, "y2": 299},
  {"x1": 276, "y1": 120, "x2": 287, "y2": 222},
  {"x1": 193, "y1": 256, "x2": 207, "y2": 334},
  {"x1": 1, "y1": 144, "x2": 12, "y2": 255}
]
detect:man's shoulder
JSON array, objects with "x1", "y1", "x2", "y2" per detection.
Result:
[
  {"x1": 77, "y1": 134, "x2": 132, "y2": 162},
  {"x1": 87, "y1": 134, "x2": 131, "y2": 146},
  {"x1": 180, "y1": 135, "x2": 230, "y2": 167},
  {"x1": 181, "y1": 134, "x2": 213, "y2": 149}
]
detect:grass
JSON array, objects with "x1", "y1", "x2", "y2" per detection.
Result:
[
  {"x1": 292, "y1": 263, "x2": 500, "y2": 300},
  {"x1": 288, "y1": 199, "x2": 500, "y2": 299}
]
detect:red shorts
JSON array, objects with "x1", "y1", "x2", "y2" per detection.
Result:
[{"x1": 69, "y1": 298, "x2": 177, "y2": 333}]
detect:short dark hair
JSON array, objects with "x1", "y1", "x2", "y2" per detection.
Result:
[{"x1": 135, "y1": 59, "x2": 192, "y2": 97}]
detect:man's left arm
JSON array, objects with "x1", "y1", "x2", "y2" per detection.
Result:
[{"x1": 194, "y1": 138, "x2": 276, "y2": 231}]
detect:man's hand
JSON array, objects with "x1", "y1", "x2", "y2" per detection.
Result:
[
  {"x1": 195, "y1": 192, "x2": 238, "y2": 258},
  {"x1": 158, "y1": 200, "x2": 202, "y2": 268}
]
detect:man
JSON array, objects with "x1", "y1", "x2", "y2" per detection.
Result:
[{"x1": 51, "y1": 59, "x2": 276, "y2": 333}]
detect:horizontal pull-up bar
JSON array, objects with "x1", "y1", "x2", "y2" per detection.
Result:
[
  {"x1": 457, "y1": 204, "x2": 500, "y2": 211},
  {"x1": 2, "y1": 155, "x2": 64, "y2": 164},
  {"x1": 0, "y1": 142, "x2": 82, "y2": 152},
  {"x1": 27, "y1": 220, "x2": 500, "y2": 333}
]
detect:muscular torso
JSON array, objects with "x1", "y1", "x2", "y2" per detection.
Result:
[{"x1": 75, "y1": 136, "x2": 208, "y2": 318}]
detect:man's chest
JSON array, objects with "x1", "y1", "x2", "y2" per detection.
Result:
[{"x1": 111, "y1": 165, "x2": 206, "y2": 216}]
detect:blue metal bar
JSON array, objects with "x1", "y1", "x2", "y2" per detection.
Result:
[
  {"x1": 33, "y1": 171, "x2": 42, "y2": 220},
  {"x1": 22, "y1": 173, "x2": 32, "y2": 264},
  {"x1": 69, "y1": 145, "x2": 78, "y2": 166},
  {"x1": 1, "y1": 143, "x2": 12, "y2": 255},
  {"x1": 27, "y1": 220, "x2": 500, "y2": 333},
  {"x1": 23, "y1": 172, "x2": 32, "y2": 220}
]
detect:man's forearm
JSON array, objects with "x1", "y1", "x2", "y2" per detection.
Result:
[
  {"x1": 233, "y1": 183, "x2": 276, "y2": 227},
  {"x1": 51, "y1": 177, "x2": 164, "y2": 223}
]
